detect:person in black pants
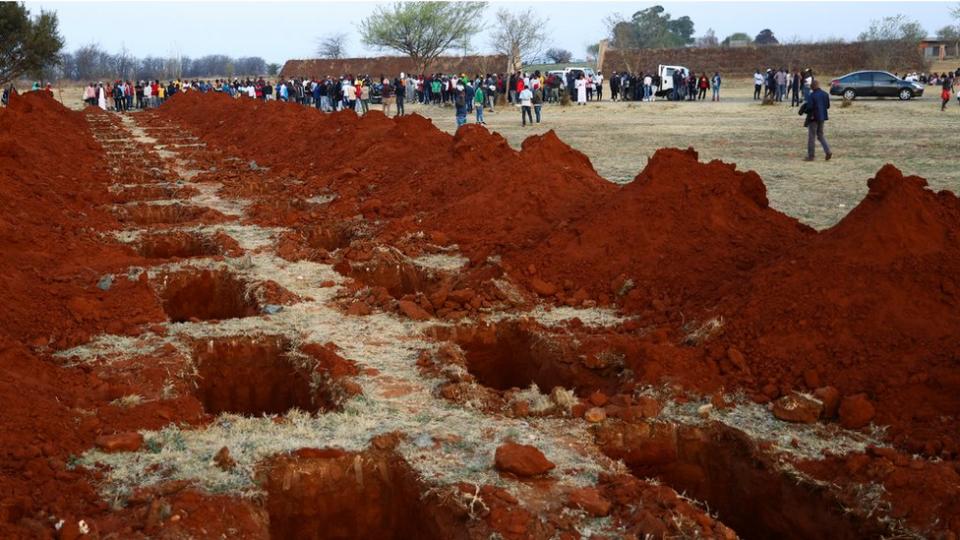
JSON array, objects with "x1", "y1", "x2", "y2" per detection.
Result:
[
  {"x1": 790, "y1": 70, "x2": 801, "y2": 106},
  {"x1": 394, "y1": 77, "x2": 405, "y2": 115}
]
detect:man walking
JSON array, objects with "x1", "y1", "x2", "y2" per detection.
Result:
[{"x1": 802, "y1": 80, "x2": 832, "y2": 161}]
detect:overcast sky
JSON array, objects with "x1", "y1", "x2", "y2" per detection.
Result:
[{"x1": 26, "y1": 1, "x2": 958, "y2": 64}]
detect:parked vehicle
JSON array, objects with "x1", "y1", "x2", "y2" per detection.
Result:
[
  {"x1": 829, "y1": 70, "x2": 924, "y2": 100},
  {"x1": 547, "y1": 67, "x2": 597, "y2": 82},
  {"x1": 656, "y1": 64, "x2": 690, "y2": 98},
  {"x1": 369, "y1": 82, "x2": 383, "y2": 104}
]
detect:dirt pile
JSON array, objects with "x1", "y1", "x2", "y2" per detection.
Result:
[
  {"x1": 509, "y1": 147, "x2": 813, "y2": 310},
  {"x1": 0, "y1": 92, "x2": 163, "y2": 348},
  {"x1": 721, "y1": 164, "x2": 960, "y2": 456},
  {"x1": 155, "y1": 93, "x2": 960, "y2": 460},
  {"x1": 159, "y1": 92, "x2": 613, "y2": 258},
  {"x1": 0, "y1": 94, "x2": 176, "y2": 538}
]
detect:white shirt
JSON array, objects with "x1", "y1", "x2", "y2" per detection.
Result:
[
  {"x1": 754, "y1": 73, "x2": 764, "y2": 85},
  {"x1": 644, "y1": 76, "x2": 652, "y2": 85},
  {"x1": 519, "y1": 88, "x2": 532, "y2": 106}
]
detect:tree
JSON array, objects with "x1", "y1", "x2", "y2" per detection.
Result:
[
  {"x1": 605, "y1": 6, "x2": 694, "y2": 49},
  {"x1": 586, "y1": 43, "x2": 600, "y2": 60},
  {"x1": 490, "y1": 8, "x2": 548, "y2": 72},
  {"x1": 858, "y1": 14, "x2": 926, "y2": 42},
  {"x1": 317, "y1": 32, "x2": 347, "y2": 59},
  {"x1": 0, "y1": 2, "x2": 64, "y2": 85},
  {"x1": 545, "y1": 47, "x2": 572, "y2": 64},
  {"x1": 859, "y1": 15, "x2": 926, "y2": 70},
  {"x1": 696, "y1": 28, "x2": 719, "y2": 48},
  {"x1": 267, "y1": 63, "x2": 280, "y2": 76},
  {"x1": 359, "y1": 1, "x2": 486, "y2": 74},
  {"x1": 754, "y1": 29, "x2": 779, "y2": 45},
  {"x1": 937, "y1": 25, "x2": 960, "y2": 40},
  {"x1": 722, "y1": 32, "x2": 751, "y2": 46}
]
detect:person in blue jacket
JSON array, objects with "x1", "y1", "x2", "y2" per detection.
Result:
[{"x1": 802, "y1": 80, "x2": 832, "y2": 162}]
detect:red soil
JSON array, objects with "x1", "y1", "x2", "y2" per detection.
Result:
[
  {"x1": 154, "y1": 92, "x2": 960, "y2": 462},
  {"x1": 0, "y1": 94, "x2": 177, "y2": 538},
  {"x1": 3, "y1": 90, "x2": 959, "y2": 537}
]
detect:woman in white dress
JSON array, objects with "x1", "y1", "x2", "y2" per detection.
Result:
[
  {"x1": 97, "y1": 83, "x2": 107, "y2": 110},
  {"x1": 575, "y1": 74, "x2": 587, "y2": 105}
]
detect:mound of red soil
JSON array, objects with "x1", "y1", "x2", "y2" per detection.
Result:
[
  {"x1": 0, "y1": 93, "x2": 164, "y2": 348},
  {"x1": 159, "y1": 93, "x2": 613, "y2": 258},
  {"x1": 721, "y1": 164, "x2": 960, "y2": 455},
  {"x1": 0, "y1": 93, "x2": 170, "y2": 538},
  {"x1": 508, "y1": 147, "x2": 813, "y2": 310}
]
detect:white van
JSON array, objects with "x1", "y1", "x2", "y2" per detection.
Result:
[{"x1": 657, "y1": 64, "x2": 690, "y2": 98}]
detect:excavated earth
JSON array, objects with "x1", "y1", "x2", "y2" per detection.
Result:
[{"x1": 1, "y1": 91, "x2": 959, "y2": 539}]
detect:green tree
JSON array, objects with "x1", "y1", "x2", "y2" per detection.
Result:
[
  {"x1": 605, "y1": 6, "x2": 694, "y2": 49},
  {"x1": 359, "y1": 2, "x2": 487, "y2": 74},
  {"x1": 0, "y1": 2, "x2": 64, "y2": 85},
  {"x1": 722, "y1": 32, "x2": 751, "y2": 46},
  {"x1": 754, "y1": 29, "x2": 779, "y2": 45},
  {"x1": 267, "y1": 63, "x2": 280, "y2": 76}
]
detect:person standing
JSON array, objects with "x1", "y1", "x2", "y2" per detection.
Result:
[
  {"x1": 711, "y1": 72, "x2": 721, "y2": 101},
  {"x1": 575, "y1": 74, "x2": 587, "y2": 105},
  {"x1": 790, "y1": 69, "x2": 801, "y2": 106},
  {"x1": 474, "y1": 83, "x2": 485, "y2": 124},
  {"x1": 380, "y1": 77, "x2": 394, "y2": 115},
  {"x1": 360, "y1": 82, "x2": 370, "y2": 114},
  {"x1": 802, "y1": 80, "x2": 832, "y2": 161},
  {"x1": 519, "y1": 84, "x2": 533, "y2": 125},
  {"x1": 753, "y1": 69, "x2": 763, "y2": 100},
  {"x1": 697, "y1": 73, "x2": 708, "y2": 100},
  {"x1": 454, "y1": 84, "x2": 467, "y2": 128},
  {"x1": 532, "y1": 85, "x2": 543, "y2": 123},
  {"x1": 594, "y1": 72, "x2": 603, "y2": 101},
  {"x1": 941, "y1": 77, "x2": 952, "y2": 111},
  {"x1": 775, "y1": 68, "x2": 787, "y2": 102},
  {"x1": 394, "y1": 77, "x2": 405, "y2": 116},
  {"x1": 802, "y1": 69, "x2": 814, "y2": 103}
]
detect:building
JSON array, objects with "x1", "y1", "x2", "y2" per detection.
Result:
[{"x1": 920, "y1": 38, "x2": 960, "y2": 61}]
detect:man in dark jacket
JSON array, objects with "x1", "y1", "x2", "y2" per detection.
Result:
[{"x1": 803, "y1": 80, "x2": 832, "y2": 161}]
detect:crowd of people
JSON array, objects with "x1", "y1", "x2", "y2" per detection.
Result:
[{"x1": 751, "y1": 68, "x2": 817, "y2": 106}]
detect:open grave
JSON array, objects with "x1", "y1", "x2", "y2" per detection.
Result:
[{"x1": 154, "y1": 268, "x2": 260, "y2": 322}]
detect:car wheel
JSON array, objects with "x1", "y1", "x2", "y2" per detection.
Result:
[
  {"x1": 898, "y1": 88, "x2": 912, "y2": 101},
  {"x1": 843, "y1": 89, "x2": 856, "y2": 101}
]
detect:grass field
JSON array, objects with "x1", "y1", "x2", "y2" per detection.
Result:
[{"x1": 49, "y1": 78, "x2": 959, "y2": 230}]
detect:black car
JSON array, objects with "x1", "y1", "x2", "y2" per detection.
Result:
[{"x1": 830, "y1": 70, "x2": 924, "y2": 101}]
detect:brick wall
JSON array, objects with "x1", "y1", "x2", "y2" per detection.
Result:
[
  {"x1": 602, "y1": 41, "x2": 926, "y2": 77},
  {"x1": 280, "y1": 55, "x2": 507, "y2": 79}
]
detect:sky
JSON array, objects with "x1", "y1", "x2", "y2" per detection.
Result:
[{"x1": 26, "y1": 1, "x2": 959, "y2": 65}]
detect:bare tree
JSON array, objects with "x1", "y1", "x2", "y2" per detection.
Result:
[
  {"x1": 545, "y1": 47, "x2": 572, "y2": 63},
  {"x1": 696, "y1": 28, "x2": 719, "y2": 48},
  {"x1": 113, "y1": 44, "x2": 132, "y2": 80},
  {"x1": 490, "y1": 8, "x2": 548, "y2": 73},
  {"x1": 317, "y1": 32, "x2": 347, "y2": 59}
]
